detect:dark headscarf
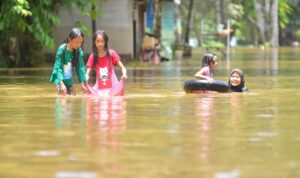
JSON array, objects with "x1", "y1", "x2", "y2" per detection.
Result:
[{"x1": 228, "y1": 68, "x2": 248, "y2": 92}]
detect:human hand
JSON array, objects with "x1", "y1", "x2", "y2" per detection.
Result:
[
  {"x1": 81, "y1": 82, "x2": 97, "y2": 95},
  {"x1": 59, "y1": 82, "x2": 67, "y2": 95},
  {"x1": 121, "y1": 74, "x2": 128, "y2": 80},
  {"x1": 81, "y1": 82, "x2": 88, "y2": 92},
  {"x1": 207, "y1": 77, "x2": 214, "y2": 83}
]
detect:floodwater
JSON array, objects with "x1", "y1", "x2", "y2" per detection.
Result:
[{"x1": 0, "y1": 48, "x2": 300, "y2": 178}]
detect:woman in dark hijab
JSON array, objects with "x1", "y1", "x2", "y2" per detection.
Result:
[{"x1": 228, "y1": 68, "x2": 249, "y2": 92}]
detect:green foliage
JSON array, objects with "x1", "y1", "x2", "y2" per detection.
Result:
[
  {"x1": 296, "y1": 29, "x2": 300, "y2": 37},
  {"x1": 75, "y1": 21, "x2": 92, "y2": 36},
  {"x1": 0, "y1": 53, "x2": 9, "y2": 68},
  {"x1": 287, "y1": 0, "x2": 300, "y2": 26},
  {"x1": 227, "y1": 3, "x2": 244, "y2": 19},
  {"x1": 203, "y1": 41, "x2": 225, "y2": 48},
  {"x1": 278, "y1": 0, "x2": 293, "y2": 28},
  {"x1": 179, "y1": 0, "x2": 295, "y2": 47},
  {"x1": 0, "y1": 0, "x2": 103, "y2": 67},
  {"x1": 227, "y1": 3, "x2": 244, "y2": 25},
  {"x1": 0, "y1": 0, "x2": 31, "y2": 32}
]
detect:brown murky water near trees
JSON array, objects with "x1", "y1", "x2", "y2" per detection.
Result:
[{"x1": 0, "y1": 48, "x2": 300, "y2": 178}]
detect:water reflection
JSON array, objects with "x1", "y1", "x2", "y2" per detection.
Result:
[
  {"x1": 54, "y1": 96, "x2": 127, "y2": 148},
  {"x1": 54, "y1": 97, "x2": 75, "y2": 130},
  {"x1": 54, "y1": 96, "x2": 127, "y2": 135},
  {"x1": 195, "y1": 96, "x2": 215, "y2": 166},
  {"x1": 230, "y1": 93, "x2": 241, "y2": 126},
  {"x1": 195, "y1": 96, "x2": 215, "y2": 120},
  {"x1": 84, "y1": 96, "x2": 127, "y2": 151},
  {"x1": 256, "y1": 48, "x2": 278, "y2": 76},
  {"x1": 53, "y1": 96, "x2": 127, "y2": 177}
]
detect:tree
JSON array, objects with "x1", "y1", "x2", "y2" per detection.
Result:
[
  {"x1": 229, "y1": 0, "x2": 292, "y2": 47},
  {"x1": 153, "y1": 0, "x2": 162, "y2": 39},
  {"x1": 182, "y1": 0, "x2": 194, "y2": 57},
  {"x1": 253, "y1": 0, "x2": 279, "y2": 47},
  {"x1": 215, "y1": 0, "x2": 226, "y2": 27},
  {"x1": 0, "y1": 0, "x2": 102, "y2": 67},
  {"x1": 178, "y1": 0, "x2": 295, "y2": 47}
]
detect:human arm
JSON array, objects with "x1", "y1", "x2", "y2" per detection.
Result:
[
  {"x1": 110, "y1": 49, "x2": 127, "y2": 80},
  {"x1": 85, "y1": 67, "x2": 92, "y2": 81},
  {"x1": 81, "y1": 67, "x2": 97, "y2": 95},
  {"x1": 85, "y1": 53, "x2": 95, "y2": 82},
  {"x1": 50, "y1": 45, "x2": 67, "y2": 94},
  {"x1": 75, "y1": 49, "x2": 87, "y2": 84},
  {"x1": 194, "y1": 67, "x2": 214, "y2": 82},
  {"x1": 74, "y1": 49, "x2": 94, "y2": 94},
  {"x1": 116, "y1": 60, "x2": 128, "y2": 80},
  {"x1": 59, "y1": 81, "x2": 67, "y2": 95}
]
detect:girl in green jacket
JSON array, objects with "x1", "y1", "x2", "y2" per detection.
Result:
[{"x1": 50, "y1": 28, "x2": 90, "y2": 95}]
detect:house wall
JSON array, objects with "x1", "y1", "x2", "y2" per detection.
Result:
[{"x1": 52, "y1": 0, "x2": 134, "y2": 59}]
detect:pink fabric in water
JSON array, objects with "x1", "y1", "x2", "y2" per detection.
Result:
[
  {"x1": 91, "y1": 69, "x2": 124, "y2": 96},
  {"x1": 85, "y1": 50, "x2": 125, "y2": 96},
  {"x1": 84, "y1": 80, "x2": 124, "y2": 96},
  {"x1": 109, "y1": 79, "x2": 124, "y2": 96}
]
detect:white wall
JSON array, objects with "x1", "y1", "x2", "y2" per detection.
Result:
[{"x1": 52, "y1": 0, "x2": 134, "y2": 58}]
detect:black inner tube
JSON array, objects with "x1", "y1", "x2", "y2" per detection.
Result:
[{"x1": 184, "y1": 80, "x2": 229, "y2": 93}]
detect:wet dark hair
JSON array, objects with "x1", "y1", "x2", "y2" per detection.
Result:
[
  {"x1": 92, "y1": 30, "x2": 111, "y2": 69},
  {"x1": 202, "y1": 53, "x2": 215, "y2": 67},
  {"x1": 60, "y1": 28, "x2": 84, "y2": 68},
  {"x1": 64, "y1": 27, "x2": 84, "y2": 45}
]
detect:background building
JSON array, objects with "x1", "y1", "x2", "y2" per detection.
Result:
[
  {"x1": 53, "y1": 0, "x2": 135, "y2": 60},
  {"x1": 52, "y1": 0, "x2": 177, "y2": 60}
]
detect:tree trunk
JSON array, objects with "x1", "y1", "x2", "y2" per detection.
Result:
[
  {"x1": 248, "y1": 17, "x2": 259, "y2": 46},
  {"x1": 270, "y1": 0, "x2": 279, "y2": 47},
  {"x1": 215, "y1": 1, "x2": 222, "y2": 28},
  {"x1": 15, "y1": 35, "x2": 22, "y2": 67},
  {"x1": 253, "y1": 0, "x2": 266, "y2": 44},
  {"x1": 215, "y1": 0, "x2": 226, "y2": 28},
  {"x1": 174, "y1": 3, "x2": 182, "y2": 46},
  {"x1": 253, "y1": 0, "x2": 279, "y2": 47},
  {"x1": 183, "y1": 0, "x2": 194, "y2": 57},
  {"x1": 154, "y1": 0, "x2": 162, "y2": 39}
]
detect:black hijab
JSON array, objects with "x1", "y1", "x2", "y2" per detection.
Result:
[{"x1": 228, "y1": 68, "x2": 248, "y2": 92}]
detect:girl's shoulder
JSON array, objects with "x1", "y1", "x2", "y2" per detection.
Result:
[
  {"x1": 108, "y1": 49, "x2": 121, "y2": 60},
  {"x1": 56, "y1": 43, "x2": 67, "y2": 54},
  {"x1": 108, "y1": 49, "x2": 118, "y2": 55},
  {"x1": 58, "y1": 43, "x2": 67, "y2": 49},
  {"x1": 242, "y1": 87, "x2": 249, "y2": 92},
  {"x1": 201, "y1": 66, "x2": 210, "y2": 71},
  {"x1": 77, "y1": 47, "x2": 84, "y2": 56},
  {"x1": 88, "y1": 52, "x2": 94, "y2": 58}
]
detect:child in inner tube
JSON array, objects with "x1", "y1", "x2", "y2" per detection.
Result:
[
  {"x1": 194, "y1": 53, "x2": 217, "y2": 82},
  {"x1": 228, "y1": 68, "x2": 249, "y2": 92}
]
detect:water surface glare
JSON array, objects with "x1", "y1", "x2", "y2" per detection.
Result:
[{"x1": 0, "y1": 48, "x2": 300, "y2": 178}]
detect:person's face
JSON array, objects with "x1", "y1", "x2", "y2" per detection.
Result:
[
  {"x1": 95, "y1": 35, "x2": 105, "y2": 51},
  {"x1": 70, "y1": 36, "x2": 83, "y2": 50},
  {"x1": 230, "y1": 72, "x2": 241, "y2": 86},
  {"x1": 210, "y1": 56, "x2": 217, "y2": 68}
]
